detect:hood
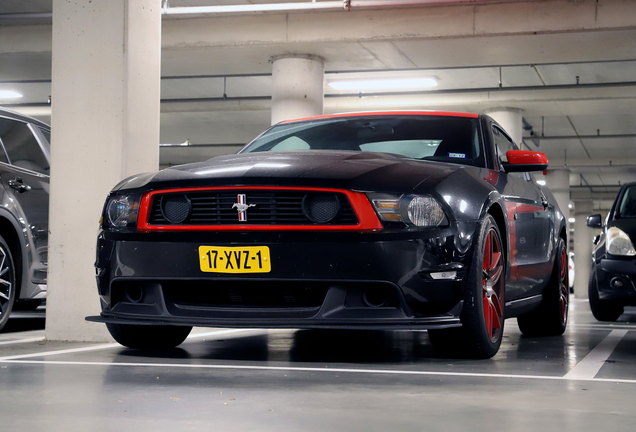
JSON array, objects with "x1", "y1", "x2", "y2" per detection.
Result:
[{"x1": 116, "y1": 151, "x2": 464, "y2": 194}]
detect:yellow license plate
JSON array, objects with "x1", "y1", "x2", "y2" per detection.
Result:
[{"x1": 199, "y1": 246, "x2": 271, "y2": 273}]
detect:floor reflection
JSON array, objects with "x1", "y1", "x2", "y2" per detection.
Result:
[
  {"x1": 108, "y1": 330, "x2": 441, "y2": 364},
  {"x1": 202, "y1": 334, "x2": 271, "y2": 361},
  {"x1": 618, "y1": 308, "x2": 636, "y2": 322},
  {"x1": 115, "y1": 347, "x2": 192, "y2": 360},
  {"x1": 500, "y1": 333, "x2": 571, "y2": 361},
  {"x1": 2, "y1": 315, "x2": 45, "y2": 333},
  {"x1": 289, "y1": 329, "x2": 432, "y2": 363},
  {"x1": 107, "y1": 328, "x2": 583, "y2": 365}
]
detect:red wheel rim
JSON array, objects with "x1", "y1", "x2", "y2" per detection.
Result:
[
  {"x1": 558, "y1": 247, "x2": 569, "y2": 326},
  {"x1": 483, "y1": 228, "x2": 504, "y2": 343}
]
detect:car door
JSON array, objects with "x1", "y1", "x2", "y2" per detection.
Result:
[
  {"x1": 492, "y1": 125, "x2": 553, "y2": 299},
  {"x1": 0, "y1": 116, "x2": 50, "y2": 289}
]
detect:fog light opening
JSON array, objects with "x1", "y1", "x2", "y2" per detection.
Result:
[
  {"x1": 363, "y1": 287, "x2": 388, "y2": 308},
  {"x1": 610, "y1": 277, "x2": 625, "y2": 289},
  {"x1": 124, "y1": 284, "x2": 144, "y2": 303}
]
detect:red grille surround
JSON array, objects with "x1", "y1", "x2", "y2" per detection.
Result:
[{"x1": 137, "y1": 186, "x2": 383, "y2": 232}]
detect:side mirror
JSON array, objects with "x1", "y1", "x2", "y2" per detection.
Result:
[
  {"x1": 502, "y1": 150, "x2": 549, "y2": 172},
  {"x1": 586, "y1": 214, "x2": 603, "y2": 228}
]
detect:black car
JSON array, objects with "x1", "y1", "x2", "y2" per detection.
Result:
[
  {"x1": 88, "y1": 111, "x2": 568, "y2": 358},
  {"x1": 587, "y1": 182, "x2": 636, "y2": 321},
  {"x1": 0, "y1": 107, "x2": 50, "y2": 331}
]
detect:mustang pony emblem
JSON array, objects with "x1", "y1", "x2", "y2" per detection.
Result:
[{"x1": 232, "y1": 194, "x2": 256, "y2": 221}]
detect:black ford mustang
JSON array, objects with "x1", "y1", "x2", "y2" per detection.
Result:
[{"x1": 88, "y1": 111, "x2": 568, "y2": 358}]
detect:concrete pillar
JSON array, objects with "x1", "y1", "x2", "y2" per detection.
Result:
[
  {"x1": 271, "y1": 55, "x2": 324, "y2": 125},
  {"x1": 485, "y1": 108, "x2": 523, "y2": 145},
  {"x1": 47, "y1": 0, "x2": 161, "y2": 341},
  {"x1": 545, "y1": 169, "x2": 571, "y2": 233},
  {"x1": 573, "y1": 200, "x2": 594, "y2": 299}
]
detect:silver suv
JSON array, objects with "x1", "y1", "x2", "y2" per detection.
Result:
[{"x1": 0, "y1": 107, "x2": 50, "y2": 331}]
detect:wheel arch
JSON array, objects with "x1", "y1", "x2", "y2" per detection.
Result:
[
  {"x1": 559, "y1": 224, "x2": 567, "y2": 243},
  {"x1": 0, "y1": 213, "x2": 24, "y2": 297},
  {"x1": 483, "y1": 199, "x2": 508, "y2": 264},
  {"x1": 557, "y1": 222, "x2": 568, "y2": 277},
  {"x1": 488, "y1": 203, "x2": 508, "y2": 251}
]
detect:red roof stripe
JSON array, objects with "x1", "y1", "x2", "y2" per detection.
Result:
[{"x1": 279, "y1": 111, "x2": 479, "y2": 124}]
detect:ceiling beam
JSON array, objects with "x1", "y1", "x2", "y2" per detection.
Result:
[
  {"x1": 161, "y1": 1, "x2": 636, "y2": 48},
  {"x1": 570, "y1": 190, "x2": 619, "y2": 201},
  {"x1": 527, "y1": 134, "x2": 636, "y2": 141},
  {"x1": 8, "y1": 80, "x2": 636, "y2": 110},
  {"x1": 548, "y1": 164, "x2": 636, "y2": 172},
  {"x1": 4, "y1": 58, "x2": 635, "y2": 84}
]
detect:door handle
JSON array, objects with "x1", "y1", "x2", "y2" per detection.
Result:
[{"x1": 8, "y1": 177, "x2": 32, "y2": 193}]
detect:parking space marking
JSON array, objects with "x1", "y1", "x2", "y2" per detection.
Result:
[
  {"x1": 569, "y1": 324, "x2": 636, "y2": 330},
  {"x1": 0, "y1": 329, "x2": 259, "y2": 361},
  {"x1": 186, "y1": 329, "x2": 261, "y2": 339},
  {"x1": 0, "y1": 343, "x2": 122, "y2": 361},
  {"x1": 1, "y1": 328, "x2": 632, "y2": 384},
  {"x1": 0, "y1": 337, "x2": 45, "y2": 346},
  {"x1": 564, "y1": 329, "x2": 628, "y2": 380},
  {"x1": 3, "y1": 359, "x2": 636, "y2": 384}
]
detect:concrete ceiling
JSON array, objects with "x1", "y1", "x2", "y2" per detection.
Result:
[{"x1": 1, "y1": 0, "x2": 636, "y2": 200}]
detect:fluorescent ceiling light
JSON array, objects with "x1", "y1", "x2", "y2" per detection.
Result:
[
  {"x1": 163, "y1": 2, "x2": 343, "y2": 14},
  {"x1": 160, "y1": 139, "x2": 191, "y2": 147},
  {"x1": 0, "y1": 90, "x2": 23, "y2": 99},
  {"x1": 536, "y1": 180, "x2": 546, "y2": 185},
  {"x1": 328, "y1": 78, "x2": 438, "y2": 91},
  {"x1": 8, "y1": 106, "x2": 51, "y2": 117},
  {"x1": 568, "y1": 217, "x2": 576, "y2": 223}
]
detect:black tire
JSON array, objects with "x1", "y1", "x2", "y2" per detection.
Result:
[
  {"x1": 0, "y1": 234, "x2": 16, "y2": 332},
  {"x1": 106, "y1": 323, "x2": 192, "y2": 349},
  {"x1": 517, "y1": 238, "x2": 569, "y2": 336},
  {"x1": 429, "y1": 215, "x2": 505, "y2": 359},
  {"x1": 588, "y1": 271, "x2": 623, "y2": 322}
]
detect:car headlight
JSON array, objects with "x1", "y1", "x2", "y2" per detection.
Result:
[
  {"x1": 104, "y1": 194, "x2": 141, "y2": 228},
  {"x1": 606, "y1": 227, "x2": 636, "y2": 256},
  {"x1": 368, "y1": 194, "x2": 446, "y2": 227}
]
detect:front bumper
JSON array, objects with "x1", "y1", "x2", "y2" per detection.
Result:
[
  {"x1": 595, "y1": 257, "x2": 636, "y2": 304},
  {"x1": 90, "y1": 223, "x2": 477, "y2": 330}
]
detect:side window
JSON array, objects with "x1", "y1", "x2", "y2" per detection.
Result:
[
  {"x1": 492, "y1": 126, "x2": 517, "y2": 166},
  {"x1": 0, "y1": 118, "x2": 50, "y2": 175},
  {"x1": 38, "y1": 127, "x2": 51, "y2": 146},
  {"x1": 492, "y1": 125, "x2": 530, "y2": 181},
  {"x1": 0, "y1": 138, "x2": 10, "y2": 164}
]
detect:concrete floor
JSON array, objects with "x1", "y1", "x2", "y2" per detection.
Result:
[{"x1": 1, "y1": 300, "x2": 635, "y2": 432}]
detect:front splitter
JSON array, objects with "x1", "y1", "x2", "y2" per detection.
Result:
[{"x1": 86, "y1": 314, "x2": 462, "y2": 331}]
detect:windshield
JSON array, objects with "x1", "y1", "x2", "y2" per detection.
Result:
[
  {"x1": 617, "y1": 186, "x2": 636, "y2": 218},
  {"x1": 241, "y1": 115, "x2": 484, "y2": 167}
]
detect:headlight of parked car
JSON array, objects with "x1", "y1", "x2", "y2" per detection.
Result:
[
  {"x1": 606, "y1": 227, "x2": 636, "y2": 256},
  {"x1": 104, "y1": 194, "x2": 141, "y2": 229},
  {"x1": 368, "y1": 193, "x2": 447, "y2": 227}
]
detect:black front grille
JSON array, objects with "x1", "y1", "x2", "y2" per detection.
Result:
[
  {"x1": 148, "y1": 190, "x2": 358, "y2": 225},
  {"x1": 161, "y1": 194, "x2": 191, "y2": 223}
]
